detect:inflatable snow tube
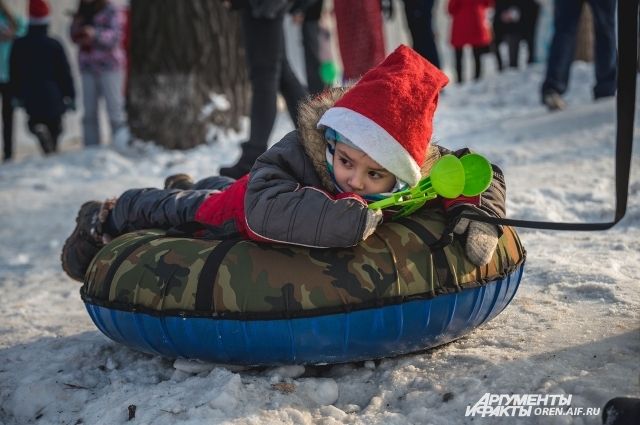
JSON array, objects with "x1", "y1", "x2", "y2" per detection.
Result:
[{"x1": 81, "y1": 210, "x2": 526, "y2": 365}]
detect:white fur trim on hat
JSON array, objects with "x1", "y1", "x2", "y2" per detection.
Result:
[{"x1": 318, "y1": 106, "x2": 422, "y2": 186}]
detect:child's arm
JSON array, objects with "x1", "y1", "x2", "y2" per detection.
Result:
[{"x1": 244, "y1": 133, "x2": 382, "y2": 248}]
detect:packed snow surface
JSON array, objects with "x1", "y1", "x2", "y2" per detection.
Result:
[{"x1": 0, "y1": 63, "x2": 638, "y2": 424}]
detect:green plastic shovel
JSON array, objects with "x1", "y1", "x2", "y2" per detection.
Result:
[{"x1": 368, "y1": 153, "x2": 493, "y2": 219}]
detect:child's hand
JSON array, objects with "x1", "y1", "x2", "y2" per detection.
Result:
[
  {"x1": 454, "y1": 218, "x2": 499, "y2": 266},
  {"x1": 363, "y1": 209, "x2": 383, "y2": 240}
]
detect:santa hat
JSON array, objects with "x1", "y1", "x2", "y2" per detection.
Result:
[
  {"x1": 318, "y1": 45, "x2": 449, "y2": 187},
  {"x1": 29, "y1": 0, "x2": 50, "y2": 25}
]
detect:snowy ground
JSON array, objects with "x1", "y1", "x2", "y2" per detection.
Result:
[{"x1": 0, "y1": 60, "x2": 638, "y2": 424}]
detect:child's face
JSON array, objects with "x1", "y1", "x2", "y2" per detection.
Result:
[{"x1": 333, "y1": 143, "x2": 396, "y2": 196}]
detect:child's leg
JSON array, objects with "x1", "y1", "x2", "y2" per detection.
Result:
[
  {"x1": 104, "y1": 188, "x2": 215, "y2": 237},
  {"x1": 506, "y1": 35, "x2": 520, "y2": 68},
  {"x1": 1, "y1": 83, "x2": 14, "y2": 161},
  {"x1": 493, "y1": 41, "x2": 504, "y2": 71},
  {"x1": 454, "y1": 48, "x2": 464, "y2": 83},
  {"x1": 27, "y1": 118, "x2": 55, "y2": 154},
  {"x1": 46, "y1": 118, "x2": 63, "y2": 152},
  {"x1": 81, "y1": 72, "x2": 101, "y2": 146},
  {"x1": 62, "y1": 188, "x2": 217, "y2": 282},
  {"x1": 98, "y1": 70, "x2": 127, "y2": 140},
  {"x1": 472, "y1": 47, "x2": 483, "y2": 80}
]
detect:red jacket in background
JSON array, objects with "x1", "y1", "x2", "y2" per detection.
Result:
[{"x1": 448, "y1": 0, "x2": 493, "y2": 48}]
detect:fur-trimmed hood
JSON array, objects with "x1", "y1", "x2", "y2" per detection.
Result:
[{"x1": 296, "y1": 87, "x2": 441, "y2": 192}]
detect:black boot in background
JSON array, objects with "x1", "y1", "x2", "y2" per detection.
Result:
[{"x1": 219, "y1": 142, "x2": 265, "y2": 179}]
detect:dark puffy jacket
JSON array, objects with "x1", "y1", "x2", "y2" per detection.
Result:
[
  {"x1": 194, "y1": 87, "x2": 507, "y2": 248},
  {"x1": 9, "y1": 24, "x2": 75, "y2": 119},
  {"x1": 112, "y1": 87, "x2": 506, "y2": 247}
]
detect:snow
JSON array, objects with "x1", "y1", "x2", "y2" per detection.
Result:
[{"x1": 1, "y1": 3, "x2": 639, "y2": 423}]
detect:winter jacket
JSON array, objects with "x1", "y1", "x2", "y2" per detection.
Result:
[
  {"x1": 193, "y1": 87, "x2": 507, "y2": 248},
  {"x1": 9, "y1": 24, "x2": 75, "y2": 119},
  {"x1": 448, "y1": 0, "x2": 493, "y2": 48},
  {"x1": 70, "y1": 2, "x2": 125, "y2": 73},
  {"x1": 110, "y1": 87, "x2": 506, "y2": 247}
]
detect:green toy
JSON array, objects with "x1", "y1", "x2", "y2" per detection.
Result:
[{"x1": 368, "y1": 153, "x2": 493, "y2": 219}]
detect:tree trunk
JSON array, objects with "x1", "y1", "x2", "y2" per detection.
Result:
[
  {"x1": 575, "y1": 3, "x2": 594, "y2": 62},
  {"x1": 128, "y1": 0, "x2": 250, "y2": 149}
]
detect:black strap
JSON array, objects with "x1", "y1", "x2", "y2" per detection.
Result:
[
  {"x1": 398, "y1": 220, "x2": 457, "y2": 289},
  {"x1": 460, "y1": 2, "x2": 637, "y2": 231},
  {"x1": 99, "y1": 233, "x2": 167, "y2": 300},
  {"x1": 195, "y1": 239, "x2": 240, "y2": 311}
]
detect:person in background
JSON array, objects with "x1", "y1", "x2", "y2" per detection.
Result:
[
  {"x1": 492, "y1": 0, "x2": 540, "y2": 70},
  {"x1": 540, "y1": 0, "x2": 617, "y2": 111},
  {"x1": 291, "y1": 0, "x2": 327, "y2": 95},
  {"x1": 9, "y1": 0, "x2": 75, "y2": 156},
  {"x1": 447, "y1": 0, "x2": 493, "y2": 83},
  {"x1": 219, "y1": 0, "x2": 310, "y2": 179},
  {"x1": 333, "y1": 0, "x2": 386, "y2": 83},
  {"x1": 0, "y1": 0, "x2": 26, "y2": 162},
  {"x1": 402, "y1": 0, "x2": 441, "y2": 68},
  {"x1": 70, "y1": 0, "x2": 126, "y2": 147}
]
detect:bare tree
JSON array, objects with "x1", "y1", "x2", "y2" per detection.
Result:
[{"x1": 127, "y1": 0, "x2": 250, "y2": 149}]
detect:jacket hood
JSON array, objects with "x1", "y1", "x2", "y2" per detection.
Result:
[{"x1": 297, "y1": 87, "x2": 441, "y2": 192}]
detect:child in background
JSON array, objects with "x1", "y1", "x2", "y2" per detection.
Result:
[
  {"x1": 70, "y1": 0, "x2": 126, "y2": 147},
  {"x1": 0, "y1": 0, "x2": 26, "y2": 162},
  {"x1": 447, "y1": 0, "x2": 493, "y2": 83},
  {"x1": 10, "y1": 0, "x2": 75, "y2": 155},
  {"x1": 62, "y1": 45, "x2": 507, "y2": 282}
]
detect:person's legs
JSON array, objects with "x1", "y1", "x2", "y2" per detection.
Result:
[
  {"x1": 98, "y1": 69, "x2": 127, "y2": 139},
  {"x1": 1, "y1": 83, "x2": 14, "y2": 161},
  {"x1": 61, "y1": 187, "x2": 216, "y2": 281},
  {"x1": 524, "y1": 0, "x2": 540, "y2": 64},
  {"x1": 541, "y1": 0, "x2": 582, "y2": 97},
  {"x1": 28, "y1": 117, "x2": 55, "y2": 154},
  {"x1": 473, "y1": 46, "x2": 483, "y2": 80},
  {"x1": 506, "y1": 34, "x2": 520, "y2": 68},
  {"x1": 588, "y1": 0, "x2": 617, "y2": 99},
  {"x1": 279, "y1": 35, "x2": 308, "y2": 127},
  {"x1": 45, "y1": 117, "x2": 62, "y2": 152},
  {"x1": 105, "y1": 188, "x2": 214, "y2": 236},
  {"x1": 220, "y1": 8, "x2": 285, "y2": 178},
  {"x1": 302, "y1": 18, "x2": 325, "y2": 95},
  {"x1": 402, "y1": 0, "x2": 441, "y2": 68},
  {"x1": 454, "y1": 47, "x2": 464, "y2": 83},
  {"x1": 81, "y1": 72, "x2": 101, "y2": 146}
]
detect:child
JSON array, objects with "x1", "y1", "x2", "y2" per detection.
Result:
[
  {"x1": 0, "y1": 0, "x2": 26, "y2": 162},
  {"x1": 62, "y1": 45, "x2": 506, "y2": 282},
  {"x1": 447, "y1": 0, "x2": 493, "y2": 83},
  {"x1": 10, "y1": 0, "x2": 75, "y2": 155},
  {"x1": 70, "y1": 0, "x2": 126, "y2": 147}
]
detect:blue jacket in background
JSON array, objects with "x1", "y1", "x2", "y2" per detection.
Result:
[
  {"x1": 9, "y1": 23, "x2": 75, "y2": 119},
  {"x1": 0, "y1": 13, "x2": 27, "y2": 84}
]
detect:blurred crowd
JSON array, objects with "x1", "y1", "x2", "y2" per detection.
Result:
[{"x1": 0, "y1": 0, "x2": 617, "y2": 165}]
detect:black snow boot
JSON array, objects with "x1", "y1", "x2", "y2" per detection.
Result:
[
  {"x1": 61, "y1": 201, "x2": 111, "y2": 282},
  {"x1": 219, "y1": 142, "x2": 264, "y2": 179}
]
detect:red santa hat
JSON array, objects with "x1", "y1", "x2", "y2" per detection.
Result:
[
  {"x1": 29, "y1": 0, "x2": 50, "y2": 24},
  {"x1": 318, "y1": 45, "x2": 449, "y2": 187}
]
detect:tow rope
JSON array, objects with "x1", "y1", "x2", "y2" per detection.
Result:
[{"x1": 461, "y1": 0, "x2": 637, "y2": 231}]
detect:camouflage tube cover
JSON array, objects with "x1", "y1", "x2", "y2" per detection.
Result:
[{"x1": 81, "y1": 209, "x2": 526, "y2": 319}]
